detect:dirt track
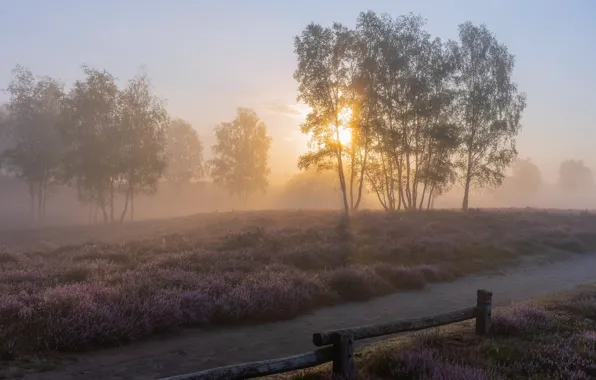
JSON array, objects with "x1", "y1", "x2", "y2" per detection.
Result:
[{"x1": 20, "y1": 253, "x2": 596, "y2": 380}]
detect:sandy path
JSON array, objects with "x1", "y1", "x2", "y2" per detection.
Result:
[{"x1": 22, "y1": 253, "x2": 596, "y2": 380}]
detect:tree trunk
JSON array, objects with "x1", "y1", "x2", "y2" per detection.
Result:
[
  {"x1": 101, "y1": 204, "x2": 108, "y2": 224},
  {"x1": 109, "y1": 179, "x2": 114, "y2": 223},
  {"x1": 354, "y1": 143, "x2": 369, "y2": 211},
  {"x1": 130, "y1": 188, "x2": 135, "y2": 221},
  {"x1": 120, "y1": 187, "x2": 130, "y2": 223},
  {"x1": 462, "y1": 180, "x2": 471, "y2": 211},
  {"x1": 419, "y1": 142, "x2": 434, "y2": 210},
  {"x1": 28, "y1": 183, "x2": 35, "y2": 222},
  {"x1": 42, "y1": 180, "x2": 48, "y2": 219},
  {"x1": 335, "y1": 127, "x2": 349, "y2": 214},
  {"x1": 419, "y1": 181, "x2": 428, "y2": 210},
  {"x1": 395, "y1": 154, "x2": 406, "y2": 210},
  {"x1": 37, "y1": 182, "x2": 43, "y2": 222},
  {"x1": 427, "y1": 184, "x2": 436, "y2": 210},
  {"x1": 462, "y1": 138, "x2": 474, "y2": 211},
  {"x1": 349, "y1": 146, "x2": 355, "y2": 211},
  {"x1": 462, "y1": 155, "x2": 473, "y2": 211}
]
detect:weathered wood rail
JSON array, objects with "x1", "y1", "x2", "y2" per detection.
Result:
[{"x1": 159, "y1": 289, "x2": 493, "y2": 380}]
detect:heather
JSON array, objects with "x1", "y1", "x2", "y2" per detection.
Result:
[
  {"x1": 287, "y1": 286, "x2": 596, "y2": 380},
  {"x1": 1, "y1": 209, "x2": 596, "y2": 360}
]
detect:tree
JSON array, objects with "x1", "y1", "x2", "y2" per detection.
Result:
[
  {"x1": 418, "y1": 123, "x2": 460, "y2": 209},
  {"x1": 511, "y1": 158, "x2": 542, "y2": 194},
  {"x1": 558, "y1": 159, "x2": 593, "y2": 192},
  {"x1": 61, "y1": 65, "x2": 122, "y2": 224},
  {"x1": 452, "y1": 22, "x2": 527, "y2": 210},
  {"x1": 355, "y1": 12, "x2": 459, "y2": 211},
  {"x1": 117, "y1": 73, "x2": 168, "y2": 222},
  {"x1": 494, "y1": 158, "x2": 542, "y2": 204},
  {"x1": 0, "y1": 105, "x2": 10, "y2": 174},
  {"x1": 164, "y1": 118, "x2": 204, "y2": 184},
  {"x1": 208, "y1": 107, "x2": 271, "y2": 203},
  {"x1": 294, "y1": 22, "x2": 370, "y2": 213},
  {"x1": 1, "y1": 66, "x2": 64, "y2": 221}
]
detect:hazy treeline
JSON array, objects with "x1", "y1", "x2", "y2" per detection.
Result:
[
  {"x1": 294, "y1": 12, "x2": 526, "y2": 212},
  {"x1": 489, "y1": 158, "x2": 595, "y2": 207},
  {"x1": 0, "y1": 66, "x2": 271, "y2": 224}
]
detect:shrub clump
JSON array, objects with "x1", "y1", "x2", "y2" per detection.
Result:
[
  {"x1": 366, "y1": 347, "x2": 502, "y2": 380},
  {"x1": 322, "y1": 265, "x2": 393, "y2": 301},
  {"x1": 491, "y1": 305, "x2": 559, "y2": 336}
]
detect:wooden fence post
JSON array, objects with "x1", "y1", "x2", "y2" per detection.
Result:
[
  {"x1": 332, "y1": 332, "x2": 355, "y2": 379},
  {"x1": 475, "y1": 289, "x2": 492, "y2": 335}
]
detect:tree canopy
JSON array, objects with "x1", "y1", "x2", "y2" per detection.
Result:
[
  {"x1": 208, "y1": 107, "x2": 271, "y2": 203},
  {"x1": 558, "y1": 159, "x2": 594, "y2": 192},
  {"x1": 1, "y1": 66, "x2": 64, "y2": 220},
  {"x1": 164, "y1": 118, "x2": 204, "y2": 184}
]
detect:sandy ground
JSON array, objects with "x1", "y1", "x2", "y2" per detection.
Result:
[{"x1": 18, "y1": 253, "x2": 596, "y2": 380}]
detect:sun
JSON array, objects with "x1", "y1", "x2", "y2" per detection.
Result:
[
  {"x1": 337, "y1": 126, "x2": 352, "y2": 146},
  {"x1": 335, "y1": 107, "x2": 353, "y2": 146}
]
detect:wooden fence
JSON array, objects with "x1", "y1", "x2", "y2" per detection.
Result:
[{"x1": 160, "y1": 289, "x2": 493, "y2": 380}]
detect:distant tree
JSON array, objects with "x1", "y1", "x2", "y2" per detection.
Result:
[
  {"x1": 117, "y1": 73, "x2": 168, "y2": 222},
  {"x1": 453, "y1": 22, "x2": 527, "y2": 210},
  {"x1": 494, "y1": 158, "x2": 542, "y2": 204},
  {"x1": 164, "y1": 118, "x2": 204, "y2": 184},
  {"x1": 208, "y1": 107, "x2": 271, "y2": 203},
  {"x1": 511, "y1": 158, "x2": 542, "y2": 195},
  {"x1": 558, "y1": 159, "x2": 594, "y2": 192},
  {"x1": 61, "y1": 65, "x2": 122, "y2": 224},
  {"x1": 0, "y1": 105, "x2": 9, "y2": 173},
  {"x1": 1, "y1": 66, "x2": 64, "y2": 221}
]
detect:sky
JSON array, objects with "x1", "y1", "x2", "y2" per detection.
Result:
[{"x1": 0, "y1": 0, "x2": 595, "y2": 181}]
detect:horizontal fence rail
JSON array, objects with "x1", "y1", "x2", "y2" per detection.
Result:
[
  {"x1": 160, "y1": 346, "x2": 334, "y2": 380},
  {"x1": 312, "y1": 306, "x2": 476, "y2": 346},
  {"x1": 159, "y1": 289, "x2": 493, "y2": 380}
]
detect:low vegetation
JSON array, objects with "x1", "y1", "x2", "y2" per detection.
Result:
[
  {"x1": 286, "y1": 284, "x2": 596, "y2": 380},
  {"x1": 1, "y1": 209, "x2": 596, "y2": 362}
]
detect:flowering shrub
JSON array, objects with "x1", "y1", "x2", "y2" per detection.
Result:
[
  {"x1": 373, "y1": 264, "x2": 427, "y2": 290},
  {"x1": 1, "y1": 209, "x2": 596, "y2": 361},
  {"x1": 491, "y1": 305, "x2": 559, "y2": 336},
  {"x1": 366, "y1": 347, "x2": 502, "y2": 380}
]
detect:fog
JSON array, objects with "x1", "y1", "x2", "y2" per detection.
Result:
[{"x1": 0, "y1": 157, "x2": 594, "y2": 230}]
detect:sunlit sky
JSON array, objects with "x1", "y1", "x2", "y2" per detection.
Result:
[{"x1": 0, "y1": 0, "x2": 595, "y2": 181}]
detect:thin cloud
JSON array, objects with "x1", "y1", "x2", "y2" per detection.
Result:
[{"x1": 265, "y1": 101, "x2": 310, "y2": 120}]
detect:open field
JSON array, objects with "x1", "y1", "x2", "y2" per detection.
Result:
[
  {"x1": 281, "y1": 284, "x2": 596, "y2": 380},
  {"x1": 2, "y1": 209, "x2": 596, "y2": 369}
]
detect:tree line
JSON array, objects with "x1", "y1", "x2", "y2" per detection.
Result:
[
  {"x1": 497, "y1": 158, "x2": 595, "y2": 200},
  {"x1": 293, "y1": 11, "x2": 527, "y2": 212},
  {"x1": 0, "y1": 66, "x2": 272, "y2": 223}
]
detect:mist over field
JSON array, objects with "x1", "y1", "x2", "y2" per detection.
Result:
[{"x1": 0, "y1": 164, "x2": 594, "y2": 229}]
